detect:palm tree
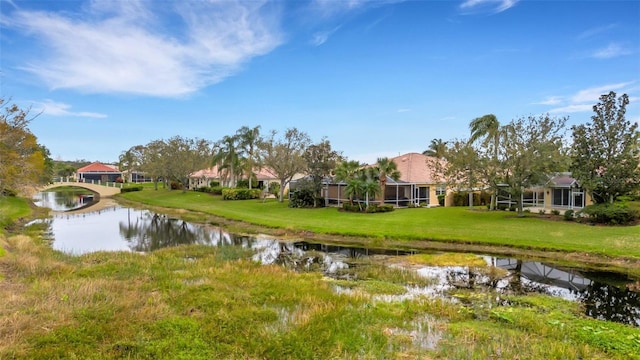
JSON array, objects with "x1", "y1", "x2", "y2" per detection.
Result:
[
  {"x1": 335, "y1": 160, "x2": 362, "y2": 206},
  {"x1": 334, "y1": 160, "x2": 362, "y2": 183},
  {"x1": 422, "y1": 138, "x2": 448, "y2": 159},
  {"x1": 375, "y1": 157, "x2": 400, "y2": 204},
  {"x1": 469, "y1": 114, "x2": 501, "y2": 210},
  {"x1": 236, "y1": 125, "x2": 262, "y2": 189},
  {"x1": 212, "y1": 135, "x2": 241, "y2": 187}
]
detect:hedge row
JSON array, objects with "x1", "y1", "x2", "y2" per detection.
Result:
[
  {"x1": 341, "y1": 203, "x2": 394, "y2": 213},
  {"x1": 120, "y1": 186, "x2": 143, "y2": 193},
  {"x1": 194, "y1": 186, "x2": 224, "y2": 195},
  {"x1": 221, "y1": 188, "x2": 262, "y2": 200}
]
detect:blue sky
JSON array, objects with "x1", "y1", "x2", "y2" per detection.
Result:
[{"x1": 1, "y1": 0, "x2": 639, "y2": 164}]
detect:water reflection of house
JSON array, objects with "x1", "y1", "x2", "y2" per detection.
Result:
[
  {"x1": 76, "y1": 162, "x2": 122, "y2": 183},
  {"x1": 496, "y1": 173, "x2": 593, "y2": 212},
  {"x1": 494, "y1": 258, "x2": 592, "y2": 291}
]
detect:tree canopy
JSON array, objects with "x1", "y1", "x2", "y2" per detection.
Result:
[
  {"x1": 0, "y1": 99, "x2": 48, "y2": 195},
  {"x1": 261, "y1": 128, "x2": 311, "y2": 202},
  {"x1": 570, "y1": 92, "x2": 640, "y2": 203}
]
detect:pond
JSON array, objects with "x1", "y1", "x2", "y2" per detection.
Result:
[
  {"x1": 33, "y1": 188, "x2": 97, "y2": 212},
  {"x1": 34, "y1": 191, "x2": 640, "y2": 327}
]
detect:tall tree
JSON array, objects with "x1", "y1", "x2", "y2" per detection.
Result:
[
  {"x1": 375, "y1": 157, "x2": 400, "y2": 203},
  {"x1": 500, "y1": 115, "x2": 568, "y2": 215},
  {"x1": 164, "y1": 136, "x2": 212, "y2": 193},
  {"x1": 236, "y1": 125, "x2": 262, "y2": 189},
  {"x1": 140, "y1": 140, "x2": 167, "y2": 190},
  {"x1": 261, "y1": 128, "x2": 311, "y2": 202},
  {"x1": 570, "y1": 92, "x2": 640, "y2": 204},
  {"x1": 212, "y1": 135, "x2": 242, "y2": 188},
  {"x1": 469, "y1": 114, "x2": 501, "y2": 210},
  {"x1": 118, "y1": 146, "x2": 142, "y2": 183},
  {"x1": 430, "y1": 139, "x2": 482, "y2": 209},
  {"x1": 0, "y1": 98, "x2": 47, "y2": 195},
  {"x1": 422, "y1": 138, "x2": 448, "y2": 159},
  {"x1": 303, "y1": 138, "x2": 341, "y2": 207}
]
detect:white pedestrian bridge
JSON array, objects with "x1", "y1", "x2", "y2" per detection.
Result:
[{"x1": 39, "y1": 180, "x2": 122, "y2": 197}]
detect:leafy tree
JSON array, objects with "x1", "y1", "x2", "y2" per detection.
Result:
[
  {"x1": 38, "y1": 144, "x2": 54, "y2": 184},
  {"x1": 163, "y1": 136, "x2": 212, "y2": 193},
  {"x1": 469, "y1": 114, "x2": 501, "y2": 210},
  {"x1": 140, "y1": 140, "x2": 168, "y2": 190},
  {"x1": 212, "y1": 134, "x2": 242, "y2": 188},
  {"x1": 422, "y1": 138, "x2": 448, "y2": 158},
  {"x1": 374, "y1": 157, "x2": 400, "y2": 202},
  {"x1": 261, "y1": 128, "x2": 311, "y2": 202},
  {"x1": 500, "y1": 115, "x2": 568, "y2": 215},
  {"x1": 236, "y1": 125, "x2": 262, "y2": 189},
  {"x1": 570, "y1": 92, "x2": 640, "y2": 203},
  {"x1": 118, "y1": 146, "x2": 143, "y2": 183},
  {"x1": 303, "y1": 138, "x2": 341, "y2": 207},
  {"x1": 0, "y1": 98, "x2": 47, "y2": 195},
  {"x1": 430, "y1": 139, "x2": 482, "y2": 208}
]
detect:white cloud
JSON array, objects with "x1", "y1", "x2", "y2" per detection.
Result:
[
  {"x1": 591, "y1": 43, "x2": 632, "y2": 59},
  {"x1": 533, "y1": 96, "x2": 563, "y2": 105},
  {"x1": 460, "y1": 0, "x2": 518, "y2": 13},
  {"x1": 577, "y1": 24, "x2": 617, "y2": 40},
  {"x1": 310, "y1": 0, "x2": 404, "y2": 18},
  {"x1": 570, "y1": 82, "x2": 634, "y2": 103},
  {"x1": 311, "y1": 25, "x2": 341, "y2": 46},
  {"x1": 543, "y1": 82, "x2": 636, "y2": 114},
  {"x1": 6, "y1": 1, "x2": 283, "y2": 97},
  {"x1": 548, "y1": 104, "x2": 593, "y2": 114},
  {"x1": 34, "y1": 99, "x2": 107, "y2": 118}
]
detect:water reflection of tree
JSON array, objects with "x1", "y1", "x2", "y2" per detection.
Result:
[
  {"x1": 580, "y1": 282, "x2": 640, "y2": 326},
  {"x1": 119, "y1": 212, "x2": 215, "y2": 252}
]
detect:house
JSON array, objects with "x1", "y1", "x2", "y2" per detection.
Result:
[
  {"x1": 76, "y1": 162, "x2": 122, "y2": 183},
  {"x1": 390, "y1": 152, "x2": 447, "y2": 207},
  {"x1": 496, "y1": 173, "x2": 593, "y2": 211},
  {"x1": 189, "y1": 166, "x2": 280, "y2": 190},
  {"x1": 322, "y1": 152, "x2": 447, "y2": 208}
]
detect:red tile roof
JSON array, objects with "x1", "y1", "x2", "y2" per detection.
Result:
[{"x1": 77, "y1": 162, "x2": 120, "y2": 173}]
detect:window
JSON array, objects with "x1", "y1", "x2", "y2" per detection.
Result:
[
  {"x1": 435, "y1": 185, "x2": 446, "y2": 196},
  {"x1": 553, "y1": 189, "x2": 570, "y2": 206}
]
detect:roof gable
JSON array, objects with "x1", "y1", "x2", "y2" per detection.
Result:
[
  {"x1": 389, "y1": 152, "x2": 443, "y2": 184},
  {"x1": 77, "y1": 162, "x2": 120, "y2": 173}
]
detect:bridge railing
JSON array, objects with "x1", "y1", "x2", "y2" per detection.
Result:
[{"x1": 52, "y1": 177, "x2": 123, "y2": 188}]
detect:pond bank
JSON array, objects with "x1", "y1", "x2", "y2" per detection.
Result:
[{"x1": 114, "y1": 196, "x2": 640, "y2": 279}]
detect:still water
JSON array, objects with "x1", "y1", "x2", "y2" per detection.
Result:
[
  {"x1": 33, "y1": 188, "x2": 96, "y2": 212},
  {"x1": 36, "y1": 192, "x2": 640, "y2": 327}
]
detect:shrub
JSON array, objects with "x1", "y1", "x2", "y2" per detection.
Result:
[
  {"x1": 563, "y1": 209, "x2": 574, "y2": 221},
  {"x1": 551, "y1": 209, "x2": 560, "y2": 216},
  {"x1": 209, "y1": 181, "x2": 220, "y2": 187},
  {"x1": 289, "y1": 188, "x2": 317, "y2": 208},
  {"x1": 341, "y1": 203, "x2": 357, "y2": 212},
  {"x1": 194, "y1": 186, "x2": 223, "y2": 195},
  {"x1": 509, "y1": 205, "x2": 517, "y2": 212},
  {"x1": 120, "y1": 186, "x2": 143, "y2": 193},
  {"x1": 437, "y1": 194, "x2": 445, "y2": 206},
  {"x1": 221, "y1": 188, "x2": 261, "y2": 200},
  {"x1": 268, "y1": 183, "x2": 280, "y2": 197},
  {"x1": 365, "y1": 204, "x2": 394, "y2": 213},
  {"x1": 579, "y1": 203, "x2": 639, "y2": 225},
  {"x1": 170, "y1": 181, "x2": 182, "y2": 190},
  {"x1": 538, "y1": 209, "x2": 546, "y2": 215}
]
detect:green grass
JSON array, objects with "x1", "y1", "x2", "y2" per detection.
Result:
[
  {"x1": 119, "y1": 189, "x2": 640, "y2": 261},
  {"x1": 0, "y1": 196, "x2": 32, "y2": 235},
  {"x1": 1, "y1": 237, "x2": 638, "y2": 359}
]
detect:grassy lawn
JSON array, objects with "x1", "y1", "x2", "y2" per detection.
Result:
[
  {"x1": 119, "y1": 189, "x2": 640, "y2": 261},
  {"x1": 1, "y1": 235, "x2": 638, "y2": 359},
  {"x1": 0, "y1": 196, "x2": 31, "y2": 235}
]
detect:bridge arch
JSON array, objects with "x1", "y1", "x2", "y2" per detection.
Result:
[{"x1": 39, "y1": 181, "x2": 122, "y2": 197}]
